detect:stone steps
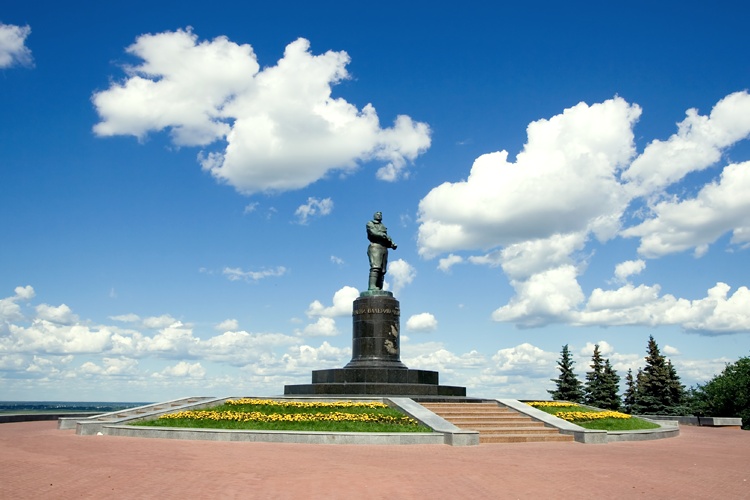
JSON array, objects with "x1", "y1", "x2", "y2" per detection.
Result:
[
  {"x1": 420, "y1": 402, "x2": 574, "y2": 444},
  {"x1": 58, "y1": 397, "x2": 214, "y2": 433}
]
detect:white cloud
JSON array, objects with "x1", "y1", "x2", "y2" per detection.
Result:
[
  {"x1": 3, "y1": 321, "x2": 113, "y2": 354},
  {"x1": 622, "y1": 91, "x2": 750, "y2": 197},
  {"x1": 109, "y1": 313, "x2": 141, "y2": 323},
  {"x1": 663, "y1": 345, "x2": 680, "y2": 356},
  {"x1": 35, "y1": 304, "x2": 79, "y2": 325},
  {"x1": 489, "y1": 343, "x2": 557, "y2": 376},
  {"x1": 387, "y1": 259, "x2": 416, "y2": 295},
  {"x1": 622, "y1": 160, "x2": 750, "y2": 258},
  {"x1": 405, "y1": 313, "x2": 438, "y2": 332},
  {"x1": 155, "y1": 361, "x2": 205, "y2": 378},
  {"x1": 437, "y1": 254, "x2": 463, "y2": 272},
  {"x1": 306, "y1": 286, "x2": 359, "y2": 318},
  {"x1": 579, "y1": 341, "x2": 614, "y2": 356},
  {"x1": 294, "y1": 197, "x2": 333, "y2": 224},
  {"x1": 417, "y1": 97, "x2": 639, "y2": 258},
  {"x1": 142, "y1": 314, "x2": 180, "y2": 329},
  {"x1": 576, "y1": 282, "x2": 750, "y2": 334},
  {"x1": 214, "y1": 318, "x2": 239, "y2": 332},
  {"x1": 415, "y1": 92, "x2": 750, "y2": 335},
  {"x1": 330, "y1": 255, "x2": 345, "y2": 266},
  {"x1": 402, "y1": 341, "x2": 485, "y2": 375},
  {"x1": 79, "y1": 357, "x2": 138, "y2": 376},
  {"x1": 0, "y1": 286, "x2": 35, "y2": 324},
  {"x1": 299, "y1": 317, "x2": 339, "y2": 337},
  {"x1": 492, "y1": 265, "x2": 584, "y2": 327},
  {"x1": 614, "y1": 259, "x2": 646, "y2": 282},
  {"x1": 222, "y1": 266, "x2": 287, "y2": 282},
  {"x1": 281, "y1": 341, "x2": 349, "y2": 374},
  {"x1": 14, "y1": 286, "x2": 35, "y2": 300},
  {"x1": 0, "y1": 23, "x2": 32, "y2": 68},
  {"x1": 93, "y1": 30, "x2": 430, "y2": 194}
]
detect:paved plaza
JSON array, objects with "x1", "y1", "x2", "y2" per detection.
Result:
[{"x1": 1, "y1": 421, "x2": 748, "y2": 499}]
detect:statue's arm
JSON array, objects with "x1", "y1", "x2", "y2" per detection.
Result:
[{"x1": 367, "y1": 222, "x2": 397, "y2": 249}]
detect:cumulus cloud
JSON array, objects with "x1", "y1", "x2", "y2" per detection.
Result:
[
  {"x1": 417, "y1": 97, "x2": 639, "y2": 258},
  {"x1": 299, "y1": 317, "x2": 339, "y2": 337},
  {"x1": 281, "y1": 341, "x2": 349, "y2": 374},
  {"x1": 663, "y1": 345, "x2": 680, "y2": 356},
  {"x1": 387, "y1": 259, "x2": 416, "y2": 295},
  {"x1": 35, "y1": 304, "x2": 79, "y2": 325},
  {"x1": 155, "y1": 361, "x2": 206, "y2": 378},
  {"x1": 416, "y1": 91, "x2": 750, "y2": 335},
  {"x1": 222, "y1": 266, "x2": 287, "y2": 282},
  {"x1": 306, "y1": 286, "x2": 358, "y2": 318},
  {"x1": 622, "y1": 92, "x2": 750, "y2": 197},
  {"x1": 214, "y1": 318, "x2": 239, "y2": 332},
  {"x1": 0, "y1": 286, "x2": 35, "y2": 324},
  {"x1": 576, "y1": 282, "x2": 750, "y2": 334},
  {"x1": 488, "y1": 343, "x2": 558, "y2": 376},
  {"x1": 437, "y1": 254, "x2": 463, "y2": 272},
  {"x1": 294, "y1": 197, "x2": 333, "y2": 224},
  {"x1": 80, "y1": 357, "x2": 138, "y2": 376},
  {"x1": 402, "y1": 341, "x2": 485, "y2": 375},
  {"x1": 142, "y1": 314, "x2": 180, "y2": 329},
  {"x1": 405, "y1": 312, "x2": 438, "y2": 332},
  {"x1": 0, "y1": 23, "x2": 32, "y2": 68},
  {"x1": 92, "y1": 30, "x2": 431, "y2": 194},
  {"x1": 622, "y1": 160, "x2": 750, "y2": 258},
  {"x1": 614, "y1": 259, "x2": 646, "y2": 283},
  {"x1": 579, "y1": 341, "x2": 614, "y2": 356}
]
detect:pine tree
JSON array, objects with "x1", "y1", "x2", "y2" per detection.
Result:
[
  {"x1": 632, "y1": 336, "x2": 685, "y2": 415},
  {"x1": 601, "y1": 359, "x2": 621, "y2": 411},
  {"x1": 548, "y1": 344, "x2": 584, "y2": 402},
  {"x1": 622, "y1": 368, "x2": 637, "y2": 413},
  {"x1": 583, "y1": 345, "x2": 621, "y2": 410}
]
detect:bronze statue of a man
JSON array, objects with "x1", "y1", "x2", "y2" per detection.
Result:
[{"x1": 366, "y1": 211, "x2": 397, "y2": 290}]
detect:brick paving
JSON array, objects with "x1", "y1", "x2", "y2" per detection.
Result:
[{"x1": 1, "y1": 421, "x2": 748, "y2": 499}]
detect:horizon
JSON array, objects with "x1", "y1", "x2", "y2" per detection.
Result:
[{"x1": 2, "y1": 1, "x2": 750, "y2": 402}]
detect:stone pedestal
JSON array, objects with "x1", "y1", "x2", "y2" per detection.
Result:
[{"x1": 284, "y1": 291, "x2": 466, "y2": 397}]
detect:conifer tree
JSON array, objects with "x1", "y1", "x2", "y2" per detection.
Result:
[
  {"x1": 548, "y1": 344, "x2": 584, "y2": 402},
  {"x1": 632, "y1": 336, "x2": 685, "y2": 414},
  {"x1": 583, "y1": 344, "x2": 620, "y2": 410},
  {"x1": 622, "y1": 368, "x2": 637, "y2": 413},
  {"x1": 601, "y1": 359, "x2": 621, "y2": 411}
]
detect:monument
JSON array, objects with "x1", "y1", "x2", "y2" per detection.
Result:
[{"x1": 284, "y1": 212, "x2": 466, "y2": 396}]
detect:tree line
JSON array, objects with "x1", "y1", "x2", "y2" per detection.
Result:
[{"x1": 548, "y1": 336, "x2": 750, "y2": 429}]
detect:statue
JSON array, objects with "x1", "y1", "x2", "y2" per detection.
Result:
[{"x1": 366, "y1": 211, "x2": 397, "y2": 290}]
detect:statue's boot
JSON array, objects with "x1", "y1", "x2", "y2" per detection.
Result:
[
  {"x1": 376, "y1": 271, "x2": 385, "y2": 290},
  {"x1": 368, "y1": 268, "x2": 379, "y2": 290}
]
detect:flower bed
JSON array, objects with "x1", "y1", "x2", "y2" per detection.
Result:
[
  {"x1": 134, "y1": 399, "x2": 429, "y2": 433},
  {"x1": 525, "y1": 401, "x2": 657, "y2": 430}
]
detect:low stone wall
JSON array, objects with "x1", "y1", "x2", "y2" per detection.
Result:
[{"x1": 638, "y1": 415, "x2": 743, "y2": 428}]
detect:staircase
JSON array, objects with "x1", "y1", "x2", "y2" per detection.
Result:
[
  {"x1": 420, "y1": 401, "x2": 574, "y2": 444},
  {"x1": 58, "y1": 396, "x2": 216, "y2": 434}
]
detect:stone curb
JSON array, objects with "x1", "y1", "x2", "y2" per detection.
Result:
[
  {"x1": 497, "y1": 399, "x2": 679, "y2": 444},
  {"x1": 101, "y1": 425, "x2": 445, "y2": 445},
  {"x1": 59, "y1": 396, "x2": 476, "y2": 446},
  {"x1": 0, "y1": 413, "x2": 98, "y2": 424}
]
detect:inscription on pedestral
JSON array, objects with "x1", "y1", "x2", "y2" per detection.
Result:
[{"x1": 352, "y1": 307, "x2": 400, "y2": 316}]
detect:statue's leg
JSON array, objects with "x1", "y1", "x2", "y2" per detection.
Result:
[
  {"x1": 375, "y1": 270, "x2": 385, "y2": 290},
  {"x1": 368, "y1": 268, "x2": 380, "y2": 290}
]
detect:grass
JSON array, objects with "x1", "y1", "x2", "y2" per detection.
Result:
[
  {"x1": 131, "y1": 399, "x2": 433, "y2": 433},
  {"x1": 526, "y1": 402, "x2": 661, "y2": 431}
]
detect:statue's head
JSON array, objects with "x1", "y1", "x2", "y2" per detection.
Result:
[{"x1": 373, "y1": 211, "x2": 382, "y2": 221}]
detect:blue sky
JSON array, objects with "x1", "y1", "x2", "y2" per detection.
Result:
[{"x1": 2, "y1": 1, "x2": 750, "y2": 402}]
